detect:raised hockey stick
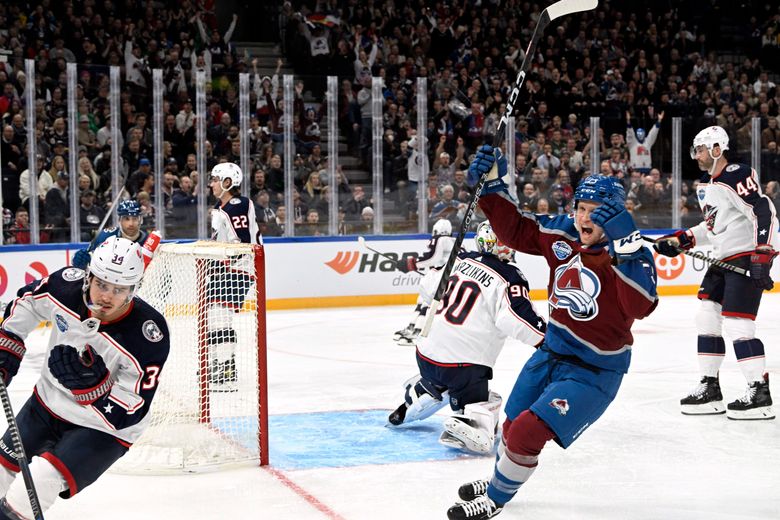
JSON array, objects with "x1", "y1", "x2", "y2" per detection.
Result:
[
  {"x1": 87, "y1": 185, "x2": 127, "y2": 251},
  {"x1": 357, "y1": 236, "x2": 422, "y2": 275},
  {"x1": 421, "y1": 0, "x2": 599, "y2": 336},
  {"x1": 641, "y1": 236, "x2": 750, "y2": 277},
  {"x1": 0, "y1": 379, "x2": 44, "y2": 520}
]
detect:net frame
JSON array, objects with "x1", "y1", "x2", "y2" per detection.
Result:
[{"x1": 112, "y1": 241, "x2": 268, "y2": 474}]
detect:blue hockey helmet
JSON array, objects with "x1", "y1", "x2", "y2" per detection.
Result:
[
  {"x1": 117, "y1": 199, "x2": 142, "y2": 217},
  {"x1": 635, "y1": 127, "x2": 646, "y2": 142},
  {"x1": 574, "y1": 174, "x2": 626, "y2": 206}
]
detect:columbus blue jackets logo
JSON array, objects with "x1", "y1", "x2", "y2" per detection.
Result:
[
  {"x1": 549, "y1": 254, "x2": 601, "y2": 321},
  {"x1": 54, "y1": 314, "x2": 68, "y2": 332},
  {"x1": 142, "y1": 320, "x2": 164, "y2": 342},
  {"x1": 551, "y1": 241, "x2": 573, "y2": 260},
  {"x1": 61, "y1": 268, "x2": 85, "y2": 282},
  {"x1": 549, "y1": 398, "x2": 569, "y2": 416}
]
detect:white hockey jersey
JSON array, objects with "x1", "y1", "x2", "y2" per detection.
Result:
[
  {"x1": 211, "y1": 196, "x2": 262, "y2": 244},
  {"x1": 688, "y1": 163, "x2": 778, "y2": 259},
  {"x1": 2, "y1": 267, "x2": 170, "y2": 444},
  {"x1": 416, "y1": 235, "x2": 456, "y2": 272},
  {"x1": 417, "y1": 251, "x2": 546, "y2": 367}
]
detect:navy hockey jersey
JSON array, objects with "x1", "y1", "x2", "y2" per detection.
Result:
[
  {"x1": 211, "y1": 196, "x2": 262, "y2": 244},
  {"x1": 2, "y1": 267, "x2": 170, "y2": 444}
]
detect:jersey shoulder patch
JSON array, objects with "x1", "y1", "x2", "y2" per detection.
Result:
[
  {"x1": 229, "y1": 197, "x2": 242, "y2": 205},
  {"x1": 60, "y1": 267, "x2": 85, "y2": 282}
]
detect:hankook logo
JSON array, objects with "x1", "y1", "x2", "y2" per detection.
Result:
[
  {"x1": 325, "y1": 251, "x2": 361, "y2": 274},
  {"x1": 325, "y1": 251, "x2": 418, "y2": 275}
]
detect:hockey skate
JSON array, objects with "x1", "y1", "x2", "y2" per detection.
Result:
[
  {"x1": 210, "y1": 357, "x2": 238, "y2": 393},
  {"x1": 442, "y1": 415, "x2": 495, "y2": 454},
  {"x1": 387, "y1": 402, "x2": 408, "y2": 426},
  {"x1": 395, "y1": 328, "x2": 421, "y2": 347},
  {"x1": 447, "y1": 495, "x2": 503, "y2": 520},
  {"x1": 392, "y1": 324, "x2": 413, "y2": 342},
  {"x1": 680, "y1": 375, "x2": 725, "y2": 415},
  {"x1": 726, "y1": 373, "x2": 774, "y2": 420},
  {"x1": 438, "y1": 430, "x2": 467, "y2": 451},
  {"x1": 458, "y1": 479, "x2": 489, "y2": 501}
]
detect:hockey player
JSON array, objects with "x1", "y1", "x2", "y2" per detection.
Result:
[
  {"x1": 0, "y1": 236, "x2": 169, "y2": 519},
  {"x1": 209, "y1": 162, "x2": 261, "y2": 245},
  {"x1": 447, "y1": 146, "x2": 658, "y2": 520},
  {"x1": 655, "y1": 125, "x2": 777, "y2": 420},
  {"x1": 387, "y1": 221, "x2": 546, "y2": 455},
  {"x1": 71, "y1": 199, "x2": 161, "y2": 270},
  {"x1": 392, "y1": 218, "x2": 457, "y2": 346},
  {"x1": 206, "y1": 162, "x2": 260, "y2": 390}
]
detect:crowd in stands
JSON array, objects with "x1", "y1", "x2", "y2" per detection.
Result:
[{"x1": 1, "y1": 0, "x2": 780, "y2": 242}]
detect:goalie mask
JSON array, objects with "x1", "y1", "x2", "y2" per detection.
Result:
[
  {"x1": 635, "y1": 127, "x2": 646, "y2": 143},
  {"x1": 475, "y1": 222, "x2": 513, "y2": 261}
]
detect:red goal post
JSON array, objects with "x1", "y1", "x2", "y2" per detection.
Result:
[{"x1": 112, "y1": 241, "x2": 268, "y2": 474}]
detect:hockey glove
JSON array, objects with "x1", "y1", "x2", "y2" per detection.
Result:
[
  {"x1": 467, "y1": 145, "x2": 508, "y2": 195},
  {"x1": 653, "y1": 230, "x2": 694, "y2": 258},
  {"x1": 590, "y1": 199, "x2": 642, "y2": 255},
  {"x1": 397, "y1": 256, "x2": 417, "y2": 273},
  {"x1": 48, "y1": 344, "x2": 112, "y2": 405},
  {"x1": 750, "y1": 248, "x2": 778, "y2": 291},
  {"x1": 72, "y1": 248, "x2": 91, "y2": 269},
  {"x1": 0, "y1": 330, "x2": 26, "y2": 385}
]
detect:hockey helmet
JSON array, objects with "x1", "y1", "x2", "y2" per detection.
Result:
[
  {"x1": 690, "y1": 125, "x2": 729, "y2": 159},
  {"x1": 88, "y1": 236, "x2": 145, "y2": 288},
  {"x1": 210, "y1": 162, "x2": 243, "y2": 189},
  {"x1": 432, "y1": 219, "x2": 453, "y2": 236},
  {"x1": 574, "y1": 174, "x2": 626, "y2": 206},
  {"x1": 117, "y1": 199, "x2": 142, "y2": 217},
  {"x1": 475, "y1": 222, "x2": 513, "y2": 261}
]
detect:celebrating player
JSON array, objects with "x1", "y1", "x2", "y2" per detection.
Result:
[
  {"x1": 206, "y1": 162, "x2": 260, "y2": 390},
  {"x1": 72, "y1": 199, "x2": 161, "y2": 270},
  {"x1": 655, "y1": 126, "x2": 777, "y2": 420},
  {"x1": 387, "y1": 221, "x2": 546, "y2": 455},
  {"x1": 0, "y1": 236, "x2": 169, "y2": 518},
  {"x1": 393, "y1": 218, "x2": 457, "y2": 346},
  {"x1": 446, "y1": 146, "x2": 658, "y2": 519}
]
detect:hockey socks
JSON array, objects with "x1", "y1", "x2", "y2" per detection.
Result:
[
  {"x1": 734, "y1": 338, "x2": 766, "y2": 383},
  {"x1": 487, "y1": 410, "x2": 553, "y2": 505},
  {"x1": 696, "y1": 336, "x2": 725, "y2": 378}
]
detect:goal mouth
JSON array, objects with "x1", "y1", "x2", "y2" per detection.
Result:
[{"x1": 112, "y1": 241, "x2": 268, "y2": 474}]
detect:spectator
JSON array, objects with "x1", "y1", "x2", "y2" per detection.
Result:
[
  {"x1": 44, "y1": 170, "x2": 71, "y2": 242},
  {"x1": 78, "y1": 190, "x2": 105, "y2": 241}
]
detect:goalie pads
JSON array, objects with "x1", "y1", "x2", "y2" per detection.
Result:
[
  {"x1": 388, "y1": 375, "x2": 449, "y2": 426},
  {"x1": 440, "y1": 391, "x2": 503, "y2": 454}
]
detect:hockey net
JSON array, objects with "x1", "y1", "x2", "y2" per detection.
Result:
[{"x1": 111, "y1": 241, "x2": 268, "y2": 474}]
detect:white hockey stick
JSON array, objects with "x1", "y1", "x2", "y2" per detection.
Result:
[
  {"x1": 0, "y1": 379, "x2": 44, "y2": 519},
  {"x1": 422, "y1": 0, "x2": 599, "y2": 337},
  {"x1": 357, "y1": 236, "x2": 422, "y2": 276}
]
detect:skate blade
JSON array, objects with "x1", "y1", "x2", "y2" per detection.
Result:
[
  {"x1": 680, "y1": 401, "x2": 726, "y2": 415},
  {"x1": 726, "y1": 406, "x2": 775, "y2": 420}
]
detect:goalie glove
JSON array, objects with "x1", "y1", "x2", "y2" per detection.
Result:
[
  {"x1": 48, "y1": 344, "x2": 112, "y2": 405},
  {"x1": 0, "y1": 330, "x2": 26, "y2": 385},
  {"x1": 653, "y1": 230, "x2": 694, "y2": 257}
]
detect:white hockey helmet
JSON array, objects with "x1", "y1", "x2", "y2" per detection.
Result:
[
  {"x1": 690, "y1": 126, "x2": 729, "y2": 159},
  {"x1": 475, "y1": 222, "x2": 513, "y2": 261},
  {"x1": 432, "y1": 219, "x2": 453, "y2": 236},
  {"x1": 210, "y1": 162, "x2": 243, "y2": 189},
  {"x1": 88, "y1": 236, "x2": 145, "y2": 287}
]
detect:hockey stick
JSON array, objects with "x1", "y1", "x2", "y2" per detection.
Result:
[
  {"x1": 421, "y1": 0, "x2": 599, "y2": 336},
  {"x1": 357, "y1": 236, "x2": 422, "y2": 275},
  {"x1": 87, "y1": 186, "x2": 127, "y2": 250},
  {"x1": 0, "y1": 379, "x2": 44, "y2": 520},
  {"x1": 641, "y1": 236, "x2": 750, "y2": 277}
]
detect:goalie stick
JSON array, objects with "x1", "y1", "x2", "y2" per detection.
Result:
[
  {"x1": 357, "y1": 236, "x2": 422, "y2": 275},
  {"x1": 0, "y1": 379, "x2": 44, "y2": 520},
  {"x1": 422, "y1": 0, "x2": 600, "y2": 336},
  {"x1": 641, "y1": 236, "x2": 750, "y2": 277}
]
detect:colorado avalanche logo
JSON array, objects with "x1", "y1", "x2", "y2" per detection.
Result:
[
  {"x1": 549, "y1": 255, "x2": 601, "y2": 321},
  {"x1": 550, "y1": 398, "x2": 570, "y2": 416}
]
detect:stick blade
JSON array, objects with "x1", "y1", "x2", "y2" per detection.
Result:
[{"x1": 546, "y1": 0, "x2": 598, "y2": 21}]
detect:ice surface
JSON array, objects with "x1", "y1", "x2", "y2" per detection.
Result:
[{"x1": 6, "y1": 294, "x2": 780, "y2": 519}]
